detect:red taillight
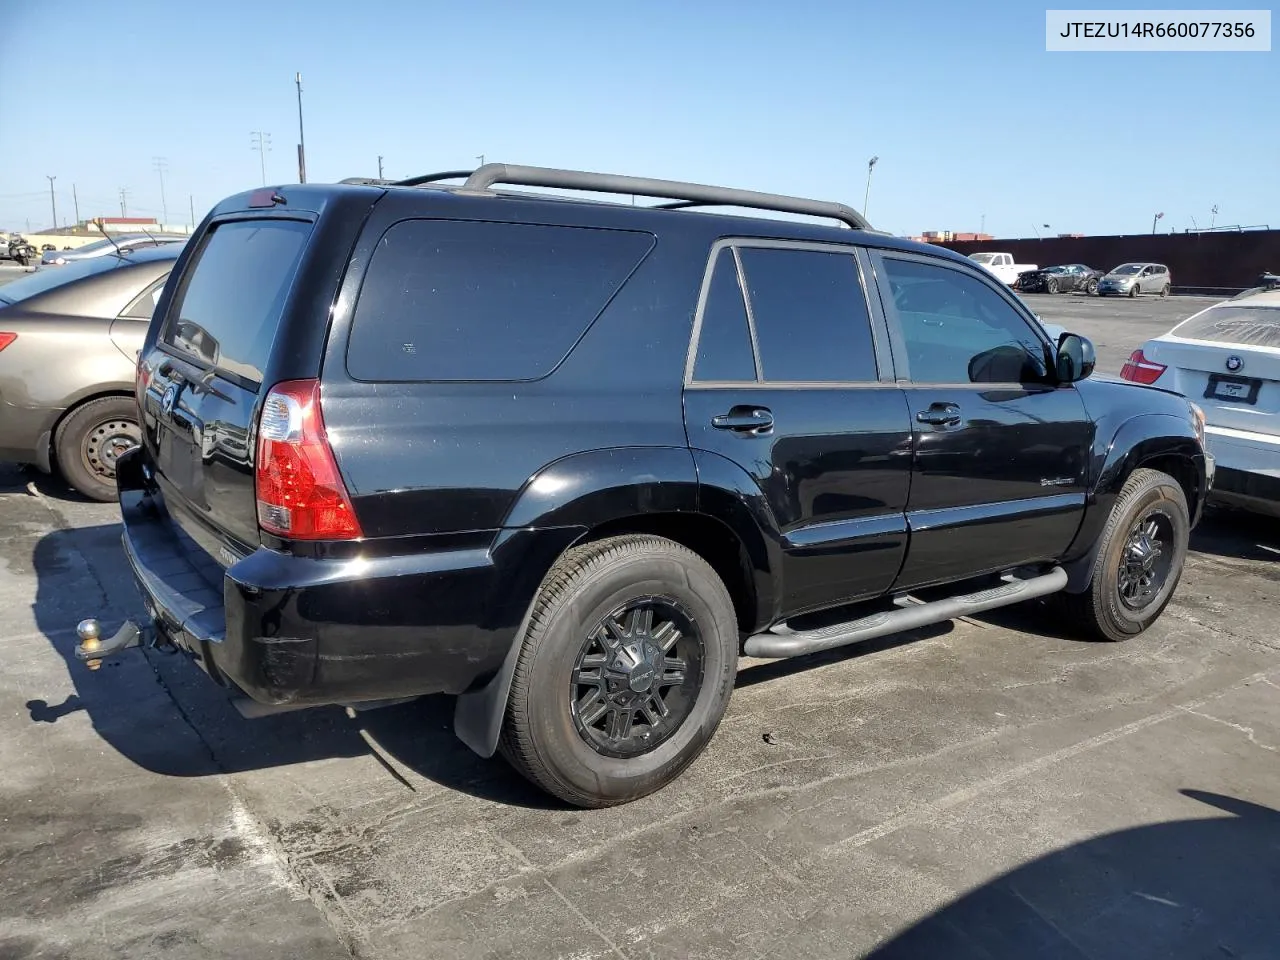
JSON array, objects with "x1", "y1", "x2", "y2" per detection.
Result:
[
  {"x1": 1120, "y1": 348, "x2": 1167, "y2": 385},
  {"x1": 0, "y1": 333, "x2": 16, "y2": 352},
  {"x1": 254, "y1": 379, "x2": 362, "y2": 540}
]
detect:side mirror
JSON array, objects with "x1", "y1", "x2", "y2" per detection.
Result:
[{"x1": 1056, "y1": 332, "x2": 1096, "y2": 383}]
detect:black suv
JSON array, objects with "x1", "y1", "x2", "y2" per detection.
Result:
[{"x1": 76, "y1": 164, "x2": 1213, "y2": 808}]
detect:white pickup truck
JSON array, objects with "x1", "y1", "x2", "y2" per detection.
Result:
[{"x1": 968, "y1": 252, "x2": 1037, "y2": 287}]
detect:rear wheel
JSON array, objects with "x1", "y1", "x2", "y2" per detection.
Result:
[
  {"x1": 499, "y1": 535, "x2": 738, "y2": 808},
  {"x1": 1056, "y1": 468, "x2": 1189, "y2": 641},
  {"x1": 1160, "y1": 284, "x2": 1171, "y2": 298},
  {"x1": 54, "y1": 396, "x2": 140, "y2": 501}
]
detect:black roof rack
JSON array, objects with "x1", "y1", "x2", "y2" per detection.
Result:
[{"x1": 390, "y1": 163, "x2": 872, "y2": 231}]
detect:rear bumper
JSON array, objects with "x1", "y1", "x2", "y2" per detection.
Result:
[
  {"x1": 0, "y1": 396, "x2": 59, "y2": 470},
  {"x1": 116, "y1": 457, "x2": 577, "y2": 706}
]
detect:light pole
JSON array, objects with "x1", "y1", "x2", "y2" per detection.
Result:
[
  {"x1": 378, "y1": 155, "x2": 384, "y2": 179},
  {"x1": 863, "y1": 156, "x2": 878, "y2": 220},
  {"x1": 153, "y1": 156, "x2": 169, "y2": 225},
  {"x1": 1211, "y1": 204, "x2": 1219, "y2": 229},
  {"x1": 476, "y1": 154, "x2": 485, "y2": 168},
  {"x1": 295, "y1": 72, "x2": 307, "y2": 183},
  {"x1": 119, "y1": 187, "x2": 129, "y2": 217},
  {"x1": 1152, "y1": 211, "x2": 1164, "y2": 234},
  {"x1": 251, "y1": 131, "x2": 272, "y2": 186},
  {"x1": 45, "y1": 175, "x2": 56, "y2": 230}
]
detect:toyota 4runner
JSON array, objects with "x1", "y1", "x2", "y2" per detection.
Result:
[{"x1": 75, "y1": 164, "x2": 1214, "y2": 808}]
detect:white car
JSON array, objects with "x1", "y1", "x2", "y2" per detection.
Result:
[{"x1": 1122, "y1": 289, "x2": 1280, "y2": 516}]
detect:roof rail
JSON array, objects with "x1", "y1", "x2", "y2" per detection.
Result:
[
  {"x1": 393, "y1": 163, "x2": 872, "y2": 231},
  {"x1": 393, "y1": 170, "x2": 478, "y2": 187}
]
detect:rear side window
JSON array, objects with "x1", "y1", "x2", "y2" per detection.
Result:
[
  {"x1": 692, "y1": 250, "x2": 756, "y2": 382},
  {"x1": 346, "y1": 220, "x2": 654, "y2": 382},
  {"x1": 1173, "y1": 305, "x2": 1280, "y2": 347},
  {"x1": 164, "y1": 219, "x2": 311, "y2": 386},
  {"x1": 737, "y1": 247, "x2": 878, "y2": 382}
]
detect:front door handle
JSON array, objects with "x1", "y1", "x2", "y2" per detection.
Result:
[
  {"x1": 916, "y1": 403, "x2": 962, "y2": 427},
  {"x1": 712, "y1": 407, "x2": 774, "y2": 434}
]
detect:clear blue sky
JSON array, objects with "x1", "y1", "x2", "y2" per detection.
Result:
[{"x1": 1, "y1": 0, "x2": 1275, "y2": 238}]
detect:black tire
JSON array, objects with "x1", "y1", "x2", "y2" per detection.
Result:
[
  {"x1": 1086, "y1": 278, "x2": 1099, "y2": 295},
  {"x1": 1056, "y1": 468, "x2": 1190, "y2": 642},
  {"x1": 1046, "y1": 277, "x2": 1059, "y2": 294},
  {"x1": 499, "y1": 534, "x2": 738, "y2": 808},
  {"x1": 1128, "y1": 283, "x2": 1139, "y2": 298},
  {"x1": 1160, "y1": 284, "x2": 1171, "y2": 298},
  {"x1": 53, "y1": 396, "x2": 140, "y2": 501}
]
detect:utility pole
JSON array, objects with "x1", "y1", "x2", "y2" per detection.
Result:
[
  {"x1": 189, "y1": 194, "x2": 195, "y2": 227},
  {"x1": 863, "y1": 156, "x2": 878, "y2": 221},
  {"x1": 153, "y1": 157, "x2": 169, "y2": 225},
  {"x1": 72, "y1": 183, "x2": 80, "y2": 225},
  {"x1": 295, "y1": 72, "x2": 307, "y2": 183},
  {"x1": 119, "y1": 187, "x2": 130, "y2": 217},
  {"x1": 476, "y1": 154, "x2": 485, "y2": 167},
  {"x1": 377, "y1": 155, "x2": 384, "y2": 179},
  {"x1": 45, "y1": 175, "x2": 56, "y2": 231},
  {"x1": 980, "y1": 213, "x2": 985, "y2": 235},
  {"x1": 251, "y1": 131, "x2": 272, "y2": 186},
  {"x1": 1211, "y1": 204, "x2": 1219, "y2": 229}
]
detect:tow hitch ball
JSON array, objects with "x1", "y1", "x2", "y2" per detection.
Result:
[{"x1": 75, "y1": 618, "x2": 155, "y2": 670}]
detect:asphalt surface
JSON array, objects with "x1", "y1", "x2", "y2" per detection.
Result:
[{"x1": 2, "y1": 293, "x2": 1278, "y2": 960}]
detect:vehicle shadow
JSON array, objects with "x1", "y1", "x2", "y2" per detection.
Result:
[
  {"x1": 1190, "y1": 506, "x2": 1280, "y2": 564},
  {"x1": 27, "y1": 523, "x2": 557, "y2": 809},
  {"x1": 863, "y1": 789, "x2": 1280, "y2": 960}
]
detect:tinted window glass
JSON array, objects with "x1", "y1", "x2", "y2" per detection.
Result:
[
  {"x1": 164, "y1": 219, "x2": 311, "y2": 386},
  {"x1": 347, "y1": 220, "x2": 654, "y2": 382},
  {"x1": 737, "y1": 247, "x2": 877, "y2": 382},
  {"x1": 881, "y1": 257, "x2": 1049, "y2": 384},
  {"x1": 1174, "y1": 305, "x2": 1280, "y2": 347},
  {"x1": 693, "y1": 250, "x2": 756, "y2": 381},
  {"x1": 120, "y1": 278, "x2": 168, "y2": 320}
]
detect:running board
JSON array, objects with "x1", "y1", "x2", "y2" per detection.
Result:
[{"x1": 743, "y1": 566, "x2": 1067, "y2": 659}]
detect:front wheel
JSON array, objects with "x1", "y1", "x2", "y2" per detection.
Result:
[
  {"x1": 1128, "y1": 283, "x2": 1139, "y2": 298},
  {"x1": 1056, "y1": 468, "x2": 1190, "y2": 641},
  {"x1": 499, "y1": 535, "x2": 739, "y2": 808},
  {"x1": 1046, "y1": 277, "x2": 1059, "y2": 294},
  {"x1": 54, "y1": 396, "x2": 140, "y2": 501},
  {"x1": 1087, "y1": 278, "x2": 1099, "y2": 295}
]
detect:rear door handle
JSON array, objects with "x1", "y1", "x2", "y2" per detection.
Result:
[
  {"x1": 712, "y1": 407, "x2": 774, "y2": 434},
  {"x1": 916, "y1": 403, "x2": 962, "y2": 427}
]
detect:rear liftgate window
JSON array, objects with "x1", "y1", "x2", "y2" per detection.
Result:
[
  {"x1": 1173, "y1": 306, "x2": 1280, "y2": 348},
  {"x1": 346, "y1": 220, "x2": 655, "y2": 382},
  {"x1": 164, "y1": 218, "x2": 312, "y2": 386}
]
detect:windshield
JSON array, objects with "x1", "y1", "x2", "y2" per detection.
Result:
[
  {"x1": 1045, "y1": 266, "x2": 1068, "y2": 273},
  {"x1": 969, "y1": 253, "x2": 997, "y2": 264},
  {"x1": 0, "y1": 254, "x2": 125, "y2": 306},
  {"x1": 1111, "y1": 264, "x2": 1143, "y2": 275},
  {"x1": 1173, "y1": 305, "x2": 1280, "y2": 348}
]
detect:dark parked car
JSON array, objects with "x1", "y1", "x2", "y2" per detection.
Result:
[
  {"x1": 0, "y1": 246, "x2": 179, "y2": 499},
  {"x1": 39, "y1": 233, "x2": 187, "y2": 268},
  {"x1": 1017, "y1": 263, "x2": 1104, "y2": 295},
  {"x1": 74, "y1": 165, "x2": 1213, "y2": 808}
]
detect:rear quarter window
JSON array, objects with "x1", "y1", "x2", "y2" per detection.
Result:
[
  {"x1": 1173, "y1": 305, "x2": 1280, "y2": 348},
  {"x1": 162, "y1": 219, "x2": 312, "y2": 387},
  {"x1": 345, "y1": 219, "x2": 655, "y2": 382}
]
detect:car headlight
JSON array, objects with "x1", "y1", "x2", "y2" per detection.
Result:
[{"x1": 1188, "y1": 401, "x2": 1206, "y2": 447}]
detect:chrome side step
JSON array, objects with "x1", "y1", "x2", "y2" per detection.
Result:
[{"x1": 743, "y1": 566, "x2": 1067, "y2": 659}]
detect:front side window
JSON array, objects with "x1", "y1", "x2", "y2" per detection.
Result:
[{"x1": 881, "y1": 257, "x2": 1049, "y2": 384}]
